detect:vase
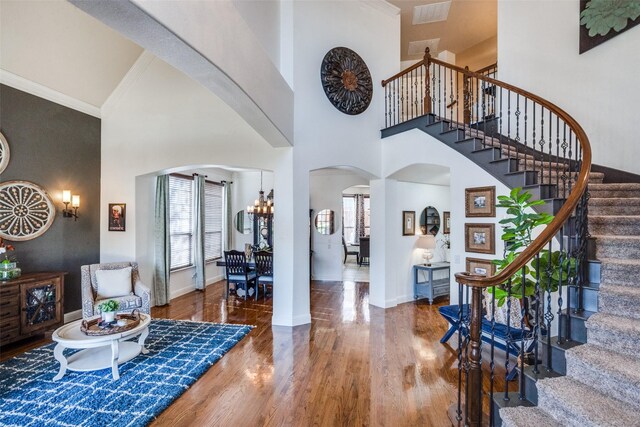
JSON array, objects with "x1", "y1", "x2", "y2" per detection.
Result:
[{"x1": 102, "y1": 311, "x2": 116, "y2": 323}]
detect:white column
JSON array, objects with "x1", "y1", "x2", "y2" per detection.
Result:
[
  {"x1": 272, "y1": 149, "x2": 311, "y2": 326},
  {"x1": 369, "y1": 178, "x2": 398, "y2": 308}
]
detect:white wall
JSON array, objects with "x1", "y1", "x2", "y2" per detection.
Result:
[
  {"x1": 498, "y1": 1, "x2": 640, "y2": 174},
  {"x1": 101, "y1": 53, "x2": 286, "y2": 301},
  {"x1": 286, "y1": 0, "x2": 400, "y2": 317},
  {"x1": 393, "y1": 181, "x2": 451, "y2": 304},
  {"x1": 232, "y1": 0, "x2": 281, "y2": 70},
  {"x1": 309, "y1": 171, "x2": 369, "y2": 281},
  {"x1": 382, "y1": 129, "x2": 510, "y2": 306}
]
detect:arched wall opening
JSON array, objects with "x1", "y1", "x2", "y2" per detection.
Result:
[{"x1": 135, "y1": 165, "x2": 275, "y2": 307}]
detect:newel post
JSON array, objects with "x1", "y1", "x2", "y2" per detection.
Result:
[
  {"x1": 423, "y1": 47, "x2": 432, "y2": 114},
  {"x1": 463, "y1": 66, "x2": 471, "y2": 124},
  {"x1": 466, "y1": 285, "x2": 484, "y2": 426}
]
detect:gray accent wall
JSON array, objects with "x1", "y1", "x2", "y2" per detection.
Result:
[{"x1": 0, "y1": 84, "x2": 100, "y2": 313}]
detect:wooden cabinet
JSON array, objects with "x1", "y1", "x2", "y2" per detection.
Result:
[{"x1": 0, "y1": 272, "x2": 65, "y2": 347}]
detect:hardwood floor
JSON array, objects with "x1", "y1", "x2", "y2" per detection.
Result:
[{"x1": 1, "y1": 280, "x2": 513, "y2": 426}]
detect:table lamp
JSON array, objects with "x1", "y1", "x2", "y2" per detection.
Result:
[{"x1": 417, "y1": 234, "x2": 436, "y2": 266}]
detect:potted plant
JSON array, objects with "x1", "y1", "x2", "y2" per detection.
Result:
[
  {"x1": 490, "y1": 187, "x2": 554, "y2": 307},
  {"x1": 98, "y1": 299, "x2": 120, "y2": 323}
]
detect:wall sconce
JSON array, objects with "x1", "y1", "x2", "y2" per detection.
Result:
[{"x1": 62, "y1": 190, "x2": 80, "y2": 221}]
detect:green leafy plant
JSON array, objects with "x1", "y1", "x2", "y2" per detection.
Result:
[
  {"x1": 489, "y1": 188, "x2": 553, "y2": 306},
  {"x1": 98, "y1": 299, "x2": 119, "y2": 313}
]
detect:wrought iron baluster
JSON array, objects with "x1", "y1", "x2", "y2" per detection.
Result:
[
  {"x1": 504, "y1": 278, "x2": 512, "y2": 402},
  {"x1": 519, "y1": 266, "x2": 526, "y2": 400},
  {"x1": 545, "y1": 241, "x2": 554, "y2": 370},
  {"x1": 456, "y1": 282, "x2": 464, "y2": 422},
  {"x1": 532, "y1": 251, "x2": 541, "y2": 374},
  {"x1": 489, "y1": 286, "x2": 496, "y2": 426}
]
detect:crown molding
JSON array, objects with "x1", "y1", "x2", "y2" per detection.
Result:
[
  {"x1": 0, "y1": 69, "x2": 101, "y2": 118},
  {"x1": 101, "y1": 50, "x2": 155, "y2": 119}
]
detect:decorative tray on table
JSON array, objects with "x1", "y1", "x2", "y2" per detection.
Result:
[{"x1": 81, "y1": 309, "x2": 141, "y2": 336}]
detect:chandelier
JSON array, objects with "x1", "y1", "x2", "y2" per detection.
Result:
[{"x1": 247, "y1": 171, "x2": 273, "y2": 218}]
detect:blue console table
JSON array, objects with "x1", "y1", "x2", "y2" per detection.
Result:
[{"x1": 413, "y1": 262, "x2": 450, "y2": 304}]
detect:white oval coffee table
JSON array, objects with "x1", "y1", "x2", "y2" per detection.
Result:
[{"x1": 52, "y1": 313, "x2": 151, "y2": 381}]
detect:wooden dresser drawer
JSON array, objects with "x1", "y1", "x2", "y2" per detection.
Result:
[
  {"x1": 0, "y1": 293, "x2": 19, "y2": 319},
  {"x1": 0, "y1": 285, "x2": 19, "y2": 298},
  {"x1": 0, "y1": 325, "x2": 19, "y2": 343}
]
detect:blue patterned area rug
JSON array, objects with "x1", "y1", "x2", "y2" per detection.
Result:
[{"x1": 0, "y1": 319, "x2": 252, "y2": 427}]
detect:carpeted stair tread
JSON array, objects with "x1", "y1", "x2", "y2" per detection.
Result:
[
  {"x1": 586, "y1": 312, "x2": 640, "y2": 358},
  {"x1": 599, "y1": 257, "x2": 640, "y2": 286},
  {"x1": 589, "y1": 197, "x2": 640, "y2": 215},
  {"x1": 565, "y1": 344, "x2": 640, "y2": 410},
  {"x1": 589, "y1": 215, "x2": 640, "y2": 235},
  {"x1": 500, "y1": 406, "x2": 563, "y2": 427},
  {"x1": 599, "y1": 284, "x2": 640, "y2": 319},
  {"x1": 592, "y1": 235, "x2": 640, "y2": 259},
  {"x1": 590, "y1": 183, "x2": 640, "y2": 198},
  {"x1": 536, "y1": 376, "x2": 640, "y2": 427}
]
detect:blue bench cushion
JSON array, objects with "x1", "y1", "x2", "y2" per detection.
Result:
[
  {"x1": 228, "y1": 273, "x2": 256, "y2": 281},
  {"x1": 257, "y1": 276, "x2": 273, "y2": 282},
  {"x1": 438, "y1": 304, "x2": 528, "y2": 341}
]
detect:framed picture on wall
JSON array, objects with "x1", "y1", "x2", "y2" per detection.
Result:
[
  {"x1": 464, "y1": 223, "x2": 495, "y2": 254},
  {"x1": 443, "y1": 211, "x2": 450, "y2": 234},
  {"x1": 465, "y1": 186, "x2": 496, "y2": 217},
  {"x1": 108, "y1": 203, "x2": 126, "y2": 232},
  {"x1": 466, "y1": 257, "x2": 496, "y2": 277},
  {"x1": 402, "y1": 211, "x2": 415, "y2": 236}
]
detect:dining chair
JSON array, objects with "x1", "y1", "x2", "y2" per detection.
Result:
[
  {"x1": 342, "y1": 237, "x2": 359, "y2": 264},
  {"x1": 253, "y1": 250, "x2": 273, "y2": 300},
  {"x1": 224, "y1": 250, "x2": 256, "y2": 300},
  {"x1": 358, "y1": 237, "x2": 370, "y2": 266}
]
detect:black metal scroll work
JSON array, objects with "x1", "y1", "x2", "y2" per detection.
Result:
[{"x1": 320, "y1": 47, "x2": 373, "y2": 115}]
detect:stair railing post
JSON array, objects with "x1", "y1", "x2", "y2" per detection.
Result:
[
  {"x1": 463, "y1": 66, "x2": 471, "y2": 125},
  {"x1": 466, "y1": 285, "x2": 484, "y2": 427},
  {"x1": 423, "y1": 48, "x2": 432, "y2": 114}
]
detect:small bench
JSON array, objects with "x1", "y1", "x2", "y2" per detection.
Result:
[{"x1": 438, "y1": 304, "x2": 536, "y2": 381}]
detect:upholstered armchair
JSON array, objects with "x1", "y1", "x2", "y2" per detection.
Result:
[{"x1": 81, "y1": 261, "x2": 151, "y2": 319}]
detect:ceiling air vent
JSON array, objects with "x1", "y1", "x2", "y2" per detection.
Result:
[
  {"x1": 412, "y1": 1, "x2": 452, "y2": 25},
  {"x1": 408, "y1": 39, "x2": 440, "y2": 56}
]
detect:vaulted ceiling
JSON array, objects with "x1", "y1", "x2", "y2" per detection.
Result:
[
  {"x1": 389, "y1": 0, "x2": 497, "y2": 61},
  {"x1": 0, "y1": 0, "x2": 142, "y2": 109}
]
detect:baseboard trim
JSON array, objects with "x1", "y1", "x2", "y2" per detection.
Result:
[
  {"x1": 272, "y1": 312, "x2": 312, "y2": 327},
  {"x1": 169, "y1": 274, "x2": 224, "y2": 299},
  {"x1": 63, "y1": 309, "x2": 82, "y2": 324}
]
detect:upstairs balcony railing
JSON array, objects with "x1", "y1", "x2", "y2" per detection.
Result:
[{"x1": 381, "y1": 49, "x2": 591, "y2": 426}]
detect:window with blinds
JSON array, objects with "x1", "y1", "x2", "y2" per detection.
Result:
[
  {"x1": 204, "y1": 181, "x2": 223, "y2": 261},
  {"x1": 169, "y1": 175, "x2": 193, "y2": 270},
  {"x1": 169, "y1": 175, "x2": 224, "y2": 270}
]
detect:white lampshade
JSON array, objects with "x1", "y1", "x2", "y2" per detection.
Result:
[{"x1": 417, "y1": 234, "x2": 436, "y2": 249}]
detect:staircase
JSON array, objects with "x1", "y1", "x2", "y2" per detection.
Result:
[
  {"x1": 380, "y1": 51, "x2": 640, "y2": 426},
  {"x1": 500, "y1": 180, "x2": 640, "y2": 426}
]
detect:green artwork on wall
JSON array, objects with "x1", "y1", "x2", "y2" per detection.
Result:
[{"x1": 580, "y1": 0, "x2": 640, "y2": 54}]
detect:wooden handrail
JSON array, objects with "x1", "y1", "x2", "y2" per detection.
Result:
[
  {"x1": 475, "y1": 62, "x2": 497, "y2": 74},
  {"x1": 381, "y1": 51, "x2": 592, "y2": 289}
]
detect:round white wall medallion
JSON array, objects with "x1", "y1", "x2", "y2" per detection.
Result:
[
  {"x1": 0, "y1": 181, "x2": 56, "y2": 241},
  {"x1": 0, "y1": 132, "x2": 10, "y2": 174}
]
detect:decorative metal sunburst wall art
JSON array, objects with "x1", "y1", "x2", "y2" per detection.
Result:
[
  {"x1": 0, "y1": 181, "x2": 56, "y2": 241},
  {"x1": 0, "y1": 132, "x2": 10, "y2": 175},
  {"x1": 320, "y1": 47, "x2": 373, "y2": 115}
]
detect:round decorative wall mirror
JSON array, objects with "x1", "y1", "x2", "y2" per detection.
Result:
[
  {"x1": 234, "y1": 210, "x2": 252, "y2": 234},
  {"x1": 0, "y1": 180, "x2": 56, "y2": 241},
  {"x1": 314, "y1": 209, "x2": 335, "y2": 235},
  {"x1": 420, "y1": 206, "x2": 440, "y2": 236}
]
